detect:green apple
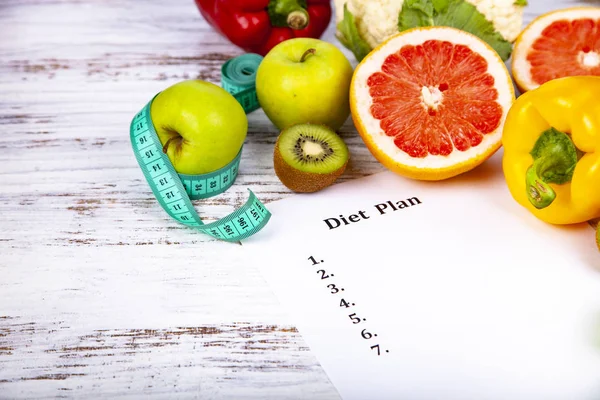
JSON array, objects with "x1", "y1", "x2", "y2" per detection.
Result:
[
  {"x1": 150, "y1": 80, "x2": 247, "y2": 175},
  {"x1": 256, "y1": 38, "x2": 353, "y2": 131}
]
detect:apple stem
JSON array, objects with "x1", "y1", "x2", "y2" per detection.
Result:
[
  {"x1": 300, "y1": 48, "x2": 316, "y2": 63},
  {"x1": 162, "y1": 137, "x2": 175, "y2": 154}
]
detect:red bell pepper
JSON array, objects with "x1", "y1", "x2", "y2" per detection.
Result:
[{"x1": 195, "y1": 0, "x2": 331, "y2": 56}]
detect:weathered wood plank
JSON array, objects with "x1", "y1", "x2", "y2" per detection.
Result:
[
  {"x1": 0, "y1": 317, "x2": 338, "y2": 399},
  {"x1": 0, "y1": 0, "x2": 342, "y2": 397}
]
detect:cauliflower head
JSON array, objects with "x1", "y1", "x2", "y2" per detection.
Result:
[
  {"x1": 461, "y1": 0, "x2": 525, "y2": 42},
  {"x1": 335, "y1": 0, "x2": 526, "y2": 61},
  {"x1": 335, "y1": 0, "x2": 404, "y2": 49}
]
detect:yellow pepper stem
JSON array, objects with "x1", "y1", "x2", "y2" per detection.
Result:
[
  {"x1": 526, "y1": 160, "x2": 556, "y2": 209},
  {"x1": 525, "y1": 128, "x2": 578, "y2": 210}
]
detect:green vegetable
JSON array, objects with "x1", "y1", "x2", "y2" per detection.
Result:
[
  {"x1": 397, "y1": 0, "x2": 513, "y2": 61},
  {"x1": 514, "y1": 0, "x2": 528, "y2": 6},
  {"x1": 336, "y1": 4, "x2": 372, "y2": 62}
]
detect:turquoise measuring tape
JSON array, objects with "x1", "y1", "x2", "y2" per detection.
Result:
[
  {"x1": 221, "y1": 53, "x2": 262, "y2": 113},
  {"x1": 130, "y1": 54, "x2": 270, "y2": 242}
]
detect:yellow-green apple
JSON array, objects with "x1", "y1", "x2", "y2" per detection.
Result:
[
  {"x1": 150, "y1": 80, "x2": 247, "y2": 175},
  {"x1": 256, "y1": 38, "x2": 353, "y2": 131}
]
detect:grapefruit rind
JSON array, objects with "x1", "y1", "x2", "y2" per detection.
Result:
[
  {"x1": 512, "y1": 7, "x2": 600, "y2": 93},
  {"x1": 350, "y1": 27, "x2": 515, "y2": 181}
]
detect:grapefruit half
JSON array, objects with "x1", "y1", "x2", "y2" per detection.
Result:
[
  {"x1": 512, "y1": 7, "x2": 600, "y2": 93},
  {"x1": 350, "y1": 27, "x2": 515, "y2": 181}
]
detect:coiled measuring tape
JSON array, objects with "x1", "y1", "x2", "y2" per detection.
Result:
[
  {"x1": 130, "y1": 54, "x2": 270, "y2": 242},
  {"x1": 221, "y1": 53, "x2": 262, "y2": 113}
]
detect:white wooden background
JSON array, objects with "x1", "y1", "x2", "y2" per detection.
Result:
[{"x1": 0, "y1": 0, "x2": 596, "y2": 398}]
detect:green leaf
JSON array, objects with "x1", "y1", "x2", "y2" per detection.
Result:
[
  {"x1": 431, "y1": 0, "x2": 450, "y2": 13},
  {"x1": 404, "y1": 0, "x2": 435, "y2": 15},
  {"x1": 513, "y1": 0, "x2": 528, "y2": 6},
  {"x1": 397, "y1": 0, "x2": 514, "y2": 61},
  {"x1": 336, "y1": 4, "x2": 372, "y2": 62},
  {"x1": 398, "y1": 0, "x2": 434, "y2": 31}
]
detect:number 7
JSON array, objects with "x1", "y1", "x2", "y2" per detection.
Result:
[{"x1": 370, "y1": 344, "x2": 380, "y2": 355}]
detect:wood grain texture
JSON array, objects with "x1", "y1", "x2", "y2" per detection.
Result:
[
  {"x1": 0, "y1": 0, "x2": 345, "y2": 398},
  {"x1": 0, "y1": 0, "x2": 595, "y2": 398}
]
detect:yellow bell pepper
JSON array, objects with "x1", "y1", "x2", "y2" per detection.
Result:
[{"x1": 502, "y1": 76, "x2": 600, "y2": 225}]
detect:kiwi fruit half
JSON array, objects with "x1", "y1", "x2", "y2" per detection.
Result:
[{"x1": 274, "y1": 124, "x2": 349, "y2": 193}]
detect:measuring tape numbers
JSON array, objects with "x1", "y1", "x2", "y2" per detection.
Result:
[{"x1": 130, "y1": 54, "x2": 270, "y2": 242}]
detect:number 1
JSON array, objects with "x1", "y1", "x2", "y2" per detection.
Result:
[{"x1": 308, "y1": 256, "x2": 320, "y2": 265}]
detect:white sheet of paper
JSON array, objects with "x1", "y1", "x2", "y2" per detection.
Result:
[{"x1": 244, "y1": 153, "x2": 600, "y2": 400}]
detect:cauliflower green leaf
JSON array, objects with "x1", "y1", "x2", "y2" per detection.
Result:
[
  {"x1": 336, "y1": 4, "x2": 372, "y2": 62},
  {"x1": 398, "y1": 0, "x2": 513, "y2": 61},
  {"x1": 398, "y1": 0, "x2": 435, "y2": 28}
]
